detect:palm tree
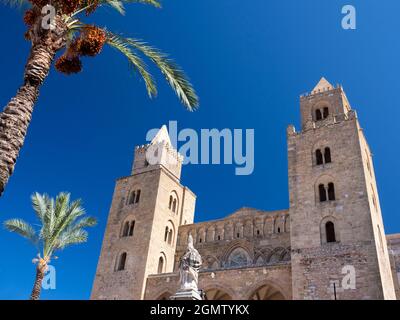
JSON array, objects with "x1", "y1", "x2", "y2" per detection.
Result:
[
  {"x1": 0, "y1": 0, "x2": 199, "y2": 197},
  {"x1": 4, "y1": 192, "x2": 97, "y2": 300}
]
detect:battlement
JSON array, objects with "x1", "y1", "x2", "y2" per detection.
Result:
[
  {"x1": 287, "y1": 109, "x2": 357, "y2": 137},
  {"x1": 300, "y1": 84, "x2": 343, "y2": 99},
  {"x1": 132, "y1": 126, "x2": 183, "y2": 179}
]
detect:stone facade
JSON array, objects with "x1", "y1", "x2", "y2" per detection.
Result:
[{"x1": 91, "y1": 78, "x2": 400, "y2": 300}]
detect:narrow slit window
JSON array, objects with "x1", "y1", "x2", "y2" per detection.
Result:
[
  {"x1": 319, "y1": 184, "x2": 327, "y2": 202},
  {"x1": 326, "y1": 222, "x2": 336, "y2": 243},
  {"x1": 328, "y1": 183, "x2": 336, "y2": 201}
]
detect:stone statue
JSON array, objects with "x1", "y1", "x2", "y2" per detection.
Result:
[{"x1": 179, "y1": 234, "x2": 202, "y2": 291}]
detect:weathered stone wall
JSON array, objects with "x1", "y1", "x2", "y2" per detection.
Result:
[
  {"x1": 91, "y1": 139, "x2": 195, "y2": 300},
  {"x1": 144, "y1": 264, "x2": 292, "y2": 300},
  {"x1": 387, "y1": 234, "x2": 400, "y2": 299},
  {"x1": 288, "y1": 85, "x2": 396, "y2": 299},
  {"x1": 174, "y1": 208, "x2": 290, "y2": 273}
]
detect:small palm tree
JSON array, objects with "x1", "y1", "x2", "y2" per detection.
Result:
[
  {"x1": 4, "y1": 192, "x2": 97, "y2": 300},
  {"x1": 0, "y1": 0, "x2": 199, "y2": 197}
]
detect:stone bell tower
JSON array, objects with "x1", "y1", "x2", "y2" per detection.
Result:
[
  {"x1": 287, "y1": 78, "x2": 396, "y2": 299},
  {"x1": 91, "y1": 126, "x2": 196, "y2": 300}
]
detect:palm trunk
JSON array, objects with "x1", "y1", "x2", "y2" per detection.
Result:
[
  {"x1": 0, "y1": 16, "x2": 66, "y2": 197},
  {"x1": 30, "y1": 266, "x2": 45, "y2": 300}
]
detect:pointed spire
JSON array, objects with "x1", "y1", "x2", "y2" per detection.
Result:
[
  {"x1": 150, "y1": 125, "x2": 172, "y2": 146},
  {"x1": 312, "y1": 77, "x2": 334, "y2": 93}
]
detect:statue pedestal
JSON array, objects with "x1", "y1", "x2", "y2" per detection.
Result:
[{"x1": 170, "y1": 289, "x2": 202, "y2": 300}]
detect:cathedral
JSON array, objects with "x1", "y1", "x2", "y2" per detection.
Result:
[{"x1": 91, "y1": 78, "x2": 400, "y2": 300}]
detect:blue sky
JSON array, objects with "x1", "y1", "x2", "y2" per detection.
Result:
[{"x1": 0, "y1": 0, "x2": 399, "y2": 299}]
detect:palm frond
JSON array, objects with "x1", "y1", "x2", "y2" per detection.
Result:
[
  {"x1": 75, "y1": 0, "x2": 161, "y2": 16},
  {"x1": 106, "y1": 32, "x2": 157, "y2": 98},
  {"x1": 125, "y1": 37, "x2": 199, "y2": 110},
  {"x1": 71, "y1": 216, "x2": 97, "y2": 230},
  {"x1": 54, "y1": 229, "x2": 88, "y2": 250},
  {"x1": 4, "y1": 219, "x2": 38, "y2": 244},
  {"x1": 31, "y1": 192, "x2": 48, "y2": 224}
]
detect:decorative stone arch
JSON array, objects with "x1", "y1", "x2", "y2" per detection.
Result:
[
  {"x1": 168, "y1": 190, "x2": 179, "y2": 214},
  {"x1": 261, "y1": 246, "x2": 273, "y2": 258},
  {"x1": 253, "y1": 250, "x2": 267, "y2": 266},
  {"x1": 126, "y1": 189, "x2": 136, "y2": 205},
  {"x1": 245, "y1": 280, "x2": 289, "y2": 300},
  {"x1": 243, "y1": 219, "x2": 253, "y2": 238},
  {"x1": 284, "y1": 215, "x2": 290, "y2": 233},
  {"x1": 222, "y1": 242, "x2": 253, "y2": 268},
  {"x1": 312, "y1": 100, "x2": 331, "y2": 121},
  {"x1": 202, "y1": 255, "x2": 220, "y2": 270},
  {"x1": 253, "y1": 218, "x2": 264, "y2": 237},
  {"x1": 267, "y1": 247, "x2": 287, "y2": 264},
  {"x1": 197, "y1": 227, "x2": 206, "y2": 243},
  {"x1": 114, "y1": 249, "x2": 129, "y2": 271},
  {"x1": 312, "y1": 139, "x2": 333, "y2": 166},
  {"x1": 157, "y1": 252, "x2": 167, "y2": 274},
  {"x1": 202, "y1": 283, "x2": 236, "y2": 300},
  {"x1": 120, "y1": 214, "x2": 136, "y2": 237},
  {"x1": 264, "y1": 216, "x2": 274, "y2": 235},
  {"x1": 164, "y1": 220, "x2": 176, "y2": 245},
  {"x1": 224, "y1": 222, "x2": 233, "y2": 240},
  {"x1": 156, "y1": 291, "x2": 173, "y2": 300},
  {"x1": 234, "y1": 222, "x2": 244, "y2": 239},
  {"x1": 314, "y1": 174, "x2": 337, "y2": 204},
  {"x1": 281, "y1": 246, "x2": 291, "y2": 261},
  {"x1": 320, "y1": 215, "x2": 341, "y2": 244},
  {"x1": 206, "y1": 225, "x2": 216, "y2": 242},
  {"x1": 150, "y1": 286, "x2": 176, "y2": 300},
  {"x1": 274, "y1": 215, "x2": 285, "y2": 233},
  {"x1": 215, "y1": 224, "x2": 224, "y2": 241}
]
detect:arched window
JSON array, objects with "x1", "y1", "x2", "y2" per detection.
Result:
[
  {"x1": 128, "y1": 221, "x2": 135, "y2": 236},
  {"x1": 319, "y1": 184, "x2": 327, "y2": 202},
  {"x1": 325, "y1": 222, "x2": 336, "y2": 243},
  {"x1": 128, "y1": 191, "x2": 136, "y2": 205},
  {"x1": 117, "y1": 252, "x2": 127, "y2": 271},
  {"x1": 164, "y1": 227, "x2": 169, "y2": 242},
  {"x1": 169, "y1": 196, "x2": 173, "y2": 210},
  {"x1": 316, "y1": 149, "x2": 323, "y2": 165},
  {"x1": 227, "y1": 247, "x2": 250, "y2": 267},
  {"x1": 324, "y1": 147, "x2": 331, "y2": 163},
  {"x1": 122, "y1": 221, "x2": 130, "y2": 237},
  {"x1": 315, "y1": 109, "x2": 322, "y2": 121},
  {"x1": 323, "y1": 107, "x2": 329, "y2": 119},
  {"x1": 172, "y1": 199, "x2": 177, "y2": 213},
  {"x1": 328, "y1": 183, "x2": 335, "y2": 201},
  {"x1": 277, "y1": 227, "x2": 281, "y2": 233},
  {"x1": 158, "y1": 256, "x2": 164, "y2": 274},
  {"x1": 135, "y1": 190, "x2": 141, "y2": 203},
  {"x1": 168, "y1": 229, "x2": 173, "y2": 245}
]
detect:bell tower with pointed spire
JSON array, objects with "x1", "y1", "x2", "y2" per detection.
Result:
[
  {"x1": 91, "y1": 126, "x2": 196, "y2": 300},
  {"x1": 287, "y1": 78, "x2": 396, "y2": 300}
]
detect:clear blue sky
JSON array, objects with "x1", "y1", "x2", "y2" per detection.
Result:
[{"x1": 0, "y1": 0, "x2": 399, "y2": 300}]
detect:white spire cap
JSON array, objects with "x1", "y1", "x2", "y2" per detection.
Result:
[
  {"x1": 150, "y1": 125, "x2": 172, "y2": 146},
  {"x1": 312, "y1": 77, "x2": 334, "y2": 93}
]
